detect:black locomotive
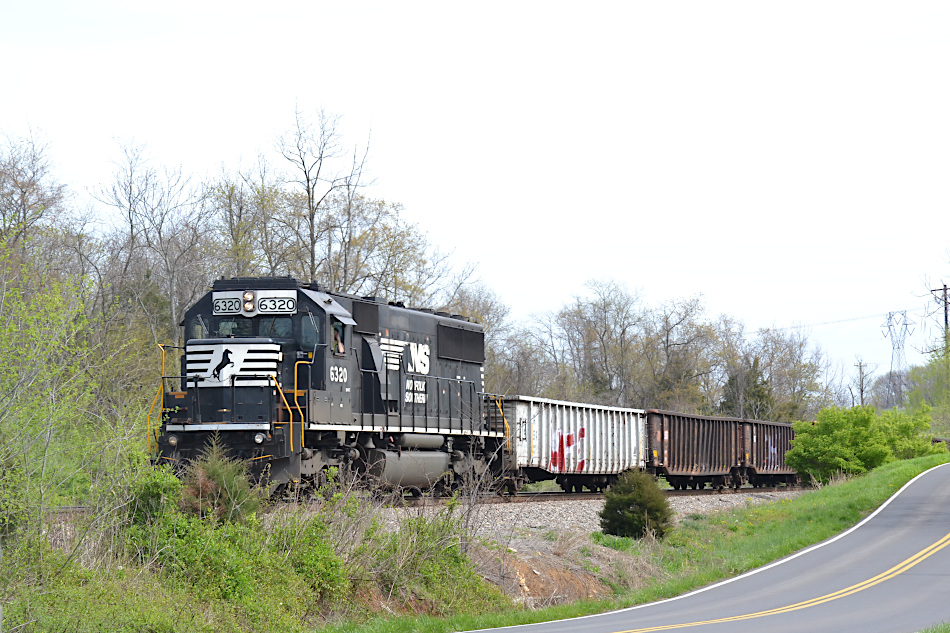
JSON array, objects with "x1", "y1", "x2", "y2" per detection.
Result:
[{"x1": 155, "y1": 277, "x2": 508, "y2": 492}]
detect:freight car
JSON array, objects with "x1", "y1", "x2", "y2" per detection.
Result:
[
  {"x1": 645, "y1": 410, "x2": 797, "y2": 490},
  {"x1": 152, "y1": 277, "x2": 797, "y2": 493},
  {"x1": 495, "y1": 396, "x2": 647, "y2": 493},
  {"x1": 493, "y1": 398, "x2": 796, "y2": 493}
]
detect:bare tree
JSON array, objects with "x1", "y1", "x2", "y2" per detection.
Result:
[
  {"x1": 633, "y1": 297, "x2": 715, "y2": 412},
  {"x1": 96, "y1": 144, "x2": 208, "y2": 343},
  {"x1": 0, "y1": 132, "x2": 67, "y2": 247},
  {"x1": 753, "y1": 327, "x2": 834, "y2": 421},
  {"x1": 279, "y1": 109, "x2": 370, "y2": 282}
]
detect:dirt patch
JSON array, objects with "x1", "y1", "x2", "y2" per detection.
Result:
[
  {"x1": 468, "y1": 526, "x2": 664, "y2": 608},
  {"x1": 463, "y1": 491, "x2": 801, "y2": 607}
]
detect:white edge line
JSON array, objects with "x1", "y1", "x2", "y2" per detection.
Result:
[{"x1": 465, "y1": 461, "x2": 950, "y2": 632}]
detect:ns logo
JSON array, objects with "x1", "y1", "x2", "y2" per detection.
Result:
[{"x1": 406, "y1": 342, "x2": 430, "y2": 375}]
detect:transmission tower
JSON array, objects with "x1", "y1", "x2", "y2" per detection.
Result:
[{"x1": 883, "y1": 311, "x2": 911, "y2": 408}]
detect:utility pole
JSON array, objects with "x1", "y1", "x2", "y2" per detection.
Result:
[
  {"x1": 854, "y1": 360, "x2": 866, "y2": 406},
  {"x1": 931, "y1": 283, "x2": 949, "y2": 358},
  {"x1": 932, "y1": 283, "x2": 950, "y2": 396}
]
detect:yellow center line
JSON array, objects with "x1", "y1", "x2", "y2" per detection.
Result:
[{"x1": 616, "y1": 531, "x2": 950, "y2": 633}]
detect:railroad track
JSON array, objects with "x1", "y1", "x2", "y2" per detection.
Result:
[
  {"x1": 400, "y1": 485, "x2": 804, "y2": 507},
  {"x1": 46, "y1": 485, "x2": 805, "y2": 514}
]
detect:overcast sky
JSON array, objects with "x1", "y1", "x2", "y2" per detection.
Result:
[{"x1": 3, "y1": 1, "x2": 949, "y2": 384}]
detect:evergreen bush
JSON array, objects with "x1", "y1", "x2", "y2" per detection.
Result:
[
  {"x1": 179, "y1": 437, "x2": 264, "y2": 523},
  {"x1": 600, "y1": 469, "x2": 673, "y2": 539}
]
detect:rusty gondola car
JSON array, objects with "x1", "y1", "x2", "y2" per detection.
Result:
[{"x1": 646, "y1": 410, "x2": 797, "y2": 490}]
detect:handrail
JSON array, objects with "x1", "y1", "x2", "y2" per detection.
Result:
[
  {"x1": 146, "y1": 383, "x2": 163, "y2": 454},
  {"x1": 492, "y1": 396, "x2": 512, "y2": 452},
  {"x1": 269, "y1": 373, "x2": 295, "y2": 452},
  {"x1": 149, "y1": 343, "x2": 171, "y2": 454},
  {"x1": 293, "y1": 354, "x2": 315, "y2": 450}
]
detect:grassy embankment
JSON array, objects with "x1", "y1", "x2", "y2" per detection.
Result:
[
  {"x1": 5, "y1": 453, "x2": 949, "y2": 632},
  {"x1": 331, "y1": 452, "x2": 950, "y2": 633}
]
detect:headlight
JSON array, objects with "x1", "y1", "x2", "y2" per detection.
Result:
[
  {"x1": 166, "y1": 434, "x2": 179, "y2": 447},
  {"x1": 253, "y1": 433, "x2": 266, "y2": 444},
  {"x1": 243, "y1": 291, "x2": 255, "y2": 312}
]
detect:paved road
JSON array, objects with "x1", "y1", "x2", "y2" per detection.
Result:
[{"x1": 472, "y1": 463, "x2": 950, "y2": 633}]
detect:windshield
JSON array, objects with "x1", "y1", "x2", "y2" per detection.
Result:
[
  {"x1": 190, "y1": 313, "x2": 324, "y2": 345},
  {"x1": 212, "y1": 317, "x2": 254, "y2": 337}
]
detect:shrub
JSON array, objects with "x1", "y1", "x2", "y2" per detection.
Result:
[
  {"x1": 179, "y1": 438, "x2": 264, "y2": 523},
  {"x1": 600, "y1": 469, "x2": 673, "y2": 539},
  {"x1": 367, "y1": 500, "x2": 507, "y2": 614},
  {"x1": 128, "y1": 464, "x2": 182, "y2": 525},
  {"x1": 786, "y1": 405, "x2": 945, "y2": 484},
  {"x1": 0, "y1": 453, "x2": 28, "y2": 540},
  {"x1": 271, "y1": 514, "x2": 350, "y2": 602},
  {"x1": 879, "y1": 406, "x2": 946, "y2": 460}
]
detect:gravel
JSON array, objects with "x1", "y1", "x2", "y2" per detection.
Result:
[{"x1": 384, "y1": 490, "x2": 804, "y2": 538}]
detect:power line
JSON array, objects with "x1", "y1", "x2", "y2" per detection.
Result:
[{"x1": 749, "y1": 311, "x2": 917, "y2": 334}]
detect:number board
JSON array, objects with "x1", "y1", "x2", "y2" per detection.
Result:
[
  {"x1": 213, "y1": 297, "x2": 242, "y2": 314},
  {"x1": 212, "y1": 290, "x2": 298, "y2": 316}
]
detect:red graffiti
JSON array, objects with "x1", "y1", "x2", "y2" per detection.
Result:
[{"x1": 550, "y1": 427, "x2": 586, "y2": 473}]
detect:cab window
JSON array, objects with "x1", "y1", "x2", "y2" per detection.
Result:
[
  {"x1": 213, "y1": 317, "x2": 253, "y2": 337},
  {"x1": 259, "y1": 316, "x2": 293, "y2": 338},
  {"x1": 300, "y1": 312, "x2": 325, "y2": 350},
  {"x1": 185, "y1": 316, "x2": 209, "y2": 340},
  {"x1": 331, "y1": 318, "x2": 346, "y2": 355}
]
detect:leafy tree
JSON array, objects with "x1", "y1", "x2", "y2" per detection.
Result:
[
  {"x1": 877, "y1": 406, "x2": 945, "y2": 460},
  {"x1": 600, "y1": 469, "x2": 673, "y2": 539},
  {"x1": 907, "y1": 355, "x2": 950, "y2": 437}
]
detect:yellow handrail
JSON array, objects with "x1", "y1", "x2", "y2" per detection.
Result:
[
  {"x1": 146, "y1": 384, "x2": 162, "y2": 454},
  {"x1": 294, "y1": 360, "x2": 312, "y2": 451},
  {"x1": 270, "y1": 373, "x2": 295, "y2": 452},
  {"x1": 493, "y1": 396, "x2": 512, "y2": 452},
  {"x1": 148, "y1": 343, "x2": 170, "y2": 454}
]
